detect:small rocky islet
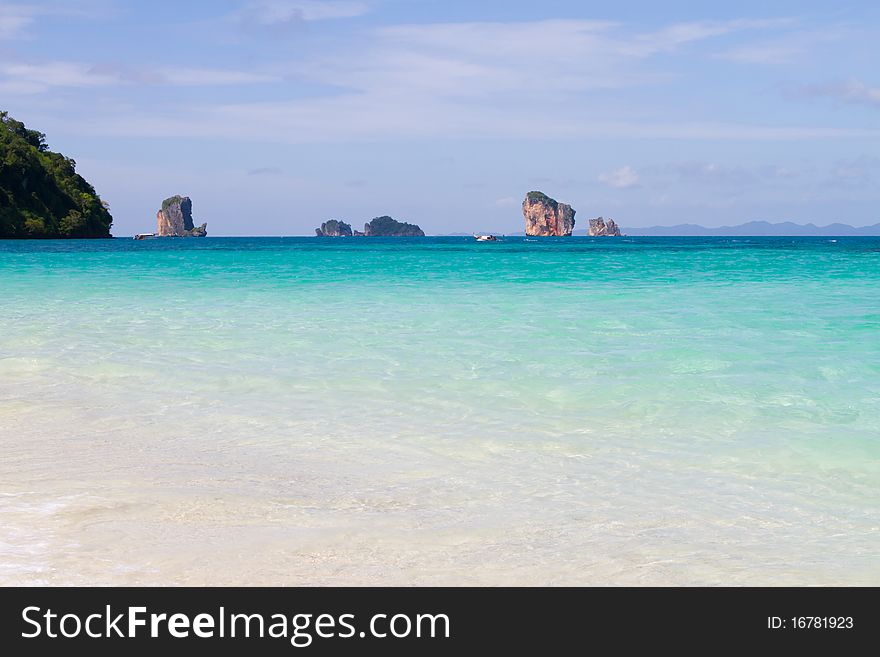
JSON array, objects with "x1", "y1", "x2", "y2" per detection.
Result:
[
  {"x1": 588, "y1": 217, "x2": 622, "y2": 237},
  {"x1": 523, "y1": 191, "x2": 621, "y2": 237},
  {"x1": 315, "y1": 219, "x2": 353, "y2": 237},
  {"x1": 149, "y1": 194, "x2": 618, "y2": 239},
  {"x1": 315, "y1": 215, "x2": 425, "y2": 237},
  {"x1": 132, "y1": 195, "x2": 208, "y2": 239},
  {"x1": 523, "y1": 191, "x2": 576, "y2": 236},
  {"x1": 315, "y1": 193, "x2": 621, "y2": 238},
  {"x1": 156, "y1": 195, "x2": 207, "y2": 237}
]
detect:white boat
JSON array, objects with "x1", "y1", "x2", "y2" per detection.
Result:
[
  {"x1": 133, "y1": 233, "x2": 157, "y2": 240},
  {"x1": 473, "y1": 234, "x2": 498, "y2": 241}
]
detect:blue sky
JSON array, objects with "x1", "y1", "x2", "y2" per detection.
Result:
[{"x1": 2, "y1": 0, "x2": 878, "y2": 235}]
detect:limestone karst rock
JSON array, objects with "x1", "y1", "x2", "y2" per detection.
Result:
[
  {"x1": 315, "y1": 220, "x2": 353, "y2": 237},
  {"x1": 588, "y1": 217, "x2": 622, "y2": 236},
  {"x1": 363, "y1": 216, "x2": 425, "y2": 237},
  {"x1": 522, "y1": 192, "x2": 575, "y2": 236},
  {"x1": 157, "y1": 196, "x2": 207, "y2": 237}
]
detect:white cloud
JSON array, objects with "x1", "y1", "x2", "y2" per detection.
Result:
[
  {"x1": 0, "y1": 61, "x2": 120, "y2": 88},
  {"x1": 159, "y1": 68, "x2": 278, "y2": 86},
  {"x1": 599, "y1": 166, "x2": 640, "y2": 188},
  {"x1": 248, "y1": 166, "x2": 285, "y2": 176},
  {"x1": 0, "y1": 3, "x2": 37, "y2": 38},
  {"x1": 720, "y1": 42, "x2": 804, "y2": 64},
  {"x1": 355, "y1": 19, "x2": 793, "y2": 97},
  {"x1": 78, "y1": 108, "x2": 880, "y2": 144},
  {"x1": 716, "y1": 28, "x2": 845, "y2": 65},
  {"x1": 15, "y1": 17, "x2": 878, "y2": 143},
  {"x1": 0, "y1": 1, "x2": 115, "y2": 39},
  {"x1": 829, "y1": 80, "x2": 880, "y2": 107},
  {"x1": 830, "y1": 155, "x2": 880, "y2": 186},
  {"x1": 793, "y1": 79, "x2": 880, "y2": 108},
  {"x1": 237, "y1": 0, "x2": 369, "y2": 31},
  {"x1": 0, "y1": 79, "x2": 45, "y2": 94},
  {"x1": 621, "y1": 18, "x2": 797, "y2": 56},
  {"x1": 0, "y1": 60, "x2": 277, "y2": 92}
]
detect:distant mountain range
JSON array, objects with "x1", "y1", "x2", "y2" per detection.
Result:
[{"x1": 614, "y1": 221, "x2": 880, "y2": 236}]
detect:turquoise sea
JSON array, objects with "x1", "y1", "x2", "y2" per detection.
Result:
[{"x1": 1, "y1": 236, "x2": 878, "y2": 585}]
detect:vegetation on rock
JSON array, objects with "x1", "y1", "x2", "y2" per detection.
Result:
[
  {"x1": 161, "y1": 195, "x2": 186, "y2": 212},
  {"x1": 526, "y1": 191, "x2": 560, "y2": 211},
  {"x1": 0, "y1": 111, "x2": 113, "y2": 238},
  {"x1": 315, "y1": 219, "x2": 353, "y2": 237},
  {"x1": 523, "y1": 191, "x2": 575, "y2": 236},
  {"x1": 363, "y1": 215, "x2": 425, "y2": 237}
]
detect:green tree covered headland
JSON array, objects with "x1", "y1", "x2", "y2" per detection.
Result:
[{"x1": 0, "y1": 111, "x2": 113, "y2": 238}]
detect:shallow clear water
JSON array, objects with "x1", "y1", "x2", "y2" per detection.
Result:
[{"x1": 1, "y1": 236, "x2": 878, "y2": 585}]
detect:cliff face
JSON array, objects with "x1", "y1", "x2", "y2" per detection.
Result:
[
  {"x1": 588, "y1": 217, "x2": 621, "y2": 236},
  {"x1": 523, "y1": 191, "x2": 575, "y2": 236},
  {"x1": 315, "y1": 220, "x2": 353, "y2": 237},
  {"x1": 156, "y1": 196, "x2": 207, "y2": 237},
  {"x1": 363, "y1": 216, "x2": 425, "y2": 237}
]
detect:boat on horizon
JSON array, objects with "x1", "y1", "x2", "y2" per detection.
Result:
[
  {"x1": 473, "y1": 234, "x2": 499, "y2": 241},
  {"x1": 133, "y1": 233, "x2": 157, "y2": 240}
]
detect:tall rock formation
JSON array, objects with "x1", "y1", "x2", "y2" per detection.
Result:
[
  {"x1": 363, "y1": 216, "x2": 425, "y2": 237},
  {"x1": 522, "y1": 191, "x2": 575, "y2": 236},
  {"x1": 588, "y1": 217, "x2": 622, "y2": 236},
  {"x1": 157, "y1": 196, "x2": 207, "y2": 237},
  {"x1": 315, "y1": 220, "x2": 353, "y2": 237}
]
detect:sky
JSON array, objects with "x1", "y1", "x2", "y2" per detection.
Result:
[{"x1": 1, "y1": 0, "x2": 878, "y2": 235}]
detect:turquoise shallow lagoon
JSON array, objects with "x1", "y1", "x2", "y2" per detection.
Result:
[{"x1": 1, "y1": 236, "x2": 878, "y2": 585}]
